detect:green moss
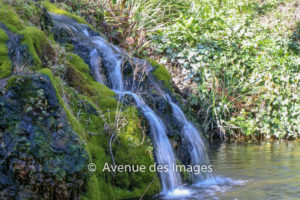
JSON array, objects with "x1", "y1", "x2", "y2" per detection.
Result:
[
  {"x1": 18, "y1": 27, "x2": 54, "y2": 69},
  {"x1": 65, "y1": 63, "x2": 95, "y2": 96},
  {"x1": 66, "y1": 53, "x2": 118, "y2": 110},
  {"x1": 113, "y1": 107, "x2": 161, "y2": 198},
  {"x1": 65, "y1": 43, "x2": 74, "y2": 51},
  {"x1": 0, "y1": 29, "x2": 12, "y2": 79},
  {"x1": 0, "y1": 29, "x2": 8, "y2": 42},
  {"x1": 0, "y1": 4, "x2": 24, "y2": 32},
  {"x1": 41, "y1": 1, "x2": 91, "y2": 26},
  {"x1": 38, "y1": 69, "x2": 85, "y2": 139},
  {"x1": 61, "y1": 71, "x2": 160, "y2": 198},
  {"x1": 40, "y1": 56, "x2": 160, "y2": 199},
  {"x1": 67, "y1": 89, "x2": 160, "y2": 199},
  {"x1": 2, "y1": 74, "x2": 90, "y2": 198},
  {"x1": 67, "y1": 53, "x2": 90, "y2": 74},
  {"x1": 38, "y1": 68, "x2": 107, "y2": 199},
  {"x1": 147, "y1": 58, "x2": 173, "y2": 91}
]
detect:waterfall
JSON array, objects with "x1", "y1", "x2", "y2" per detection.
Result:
[
  {"x1": 165, "y1": 94, "x2": 212, "y2": 183},
  {"x1": 90, "y1": 37, "x2": 124, "y2": 91},
  {"x1": 124, "y1": 92, "x2": 182, "y2": 191},
  {"x1": 50, "y1": 13, "x2": 211, "y2": 194},
  {"x1": 89, "y1": 49, "x2": 103, "y2": 83}
]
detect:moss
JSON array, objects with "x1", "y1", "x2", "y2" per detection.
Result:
[
  {"x1": 18, "y1": 27, "x2": 54, "y2": 69},
  {"x1": 65, "y1": 43, "x2": 74, "y2": 51},
  {"x1": 2, "y1": 74, "x2": 89, "y2": 198},
  {"x1": 64, "y1": 86, "x2": 115, "y2": 199},
  {"x1": 66, "y1": 88, "x2": 161, "y2": 199},
  {"x1": 41, "y1": 1, "x2": 91, "y2": 26},
  {"x1": 113, "y1": 107, "x2": 161, "y2": 198},
  {"x1": 38, "y1": 69, "x2": 85, "y2": 138},
  {"x1": 0, "y1": 29, "x2": 8, "y2": 42},
  {"x1": 39, "y1": 68, "x2": 104, "y2": 199},
  {"x1": 147, "y1": 58, "x2": 173, "y2": 91},
  {"x1": 66, "y1": 53, "x2": 118, "y2": 110},
  {"x1": 40, "y1": 55, "x2": 160, "y2": 199},
  {"x1": 115, "y1": 107, "x2": 161, "y2": 199},
  {"x1": 0, "y1": 4, "x2": 24, "y2": 32},
  {"x1": 0, "y1": 29, "x2": 12, "y2": 79},
  {"x1": 65, "y1": 63, "x2": 95, "y2": 96},
  {"x1": 67, "y1": 53, "x2": 90, "y2": 74}
]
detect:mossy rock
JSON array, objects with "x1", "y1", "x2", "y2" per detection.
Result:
[
  {"x1": 65, "y1": 43, "x2": 74, "y2": 51},
  {"x1": 113, "y1": 107, "x2": 161, "y2": 198},
  {"x1": 59, "y1": 53, "x2": 162, "y2": 198},
  {"x1": 147, "y1": 58, "x2": 173, "y2": 91},
  {"x1": 66, "y1": 53, "x2": 119, "y2": 111},
  {"x1": 65, "y1": 63, "x2": 95, "y2": 96},
  {"x1": 41, "y1": 1, "x2": 91, "y2": 27},
  {"x1": 18, "y1": 27, "x2": 55, "y2": 69},
  {"x1": 65, "y1": 87, "x2": 161, "y2": 199},
  {"x1": 0, "y1": 74, "x2": 89, "y2": 199},
  {"x1": 0, "y1": 28, "x2": 12, "y2": 79}
]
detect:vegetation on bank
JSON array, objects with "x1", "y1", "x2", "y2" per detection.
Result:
[
  {"x1": 49, "y1": 0, "x2": 299, "y2": 139},
  {"x1": 147, "y1": 0, "x2": 300, "y2": 139}
]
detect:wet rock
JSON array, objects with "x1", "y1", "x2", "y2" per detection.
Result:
[{"x1": 0, "y1": 23, "x2": 32, "y2": 71}]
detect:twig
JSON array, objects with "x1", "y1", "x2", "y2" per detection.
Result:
[
  {"x1": 109, "y1": 132, "x2": 116, "y2": 176},
  {"x1": 139, "y1": 173, "x2": 158, "y2": 200},
  {"x1": 86, "y1": 131, "x2": 105, "y2": 135}
]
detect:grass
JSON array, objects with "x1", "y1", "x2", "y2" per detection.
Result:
[{"x1": 146, "y1": 0, "x2": 300, "y2": 139}]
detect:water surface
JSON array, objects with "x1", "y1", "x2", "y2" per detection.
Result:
[{"x1": 152, "y1": 140, "x2": 300, "y2": 200}]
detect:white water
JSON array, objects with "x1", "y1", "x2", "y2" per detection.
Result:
[
  {"x1": 50, "y1": 13, "x2": 214, "y2": 195},
  {"x1": 124, "y1": 92, "x2": 182, "y2": 191},
  {"x1": 91, "y1": 37, "x2": 124, "y2": 91},
  {"x1": 89, "y1": 49, "x2": 103, "y2": 83},
  {"x1": 164, "y1": 94, "x2": 212, "y2": 183}
]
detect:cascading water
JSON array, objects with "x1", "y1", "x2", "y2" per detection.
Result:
[
  {"x1": 50, "y1": 13, "x2": 212, "y2": 195},
  {"x1": 164, "y1": 94, "x2": 212, "y2": 183},
  {"x1": 90, "y1": 37, "x2": 124, "y2": 91},
  {"x1": 89, "y1": 49, "x2": 103, "y2": 83},
  {"x1": 51, "y1": 14, "x2": 181, "y2": 192},
  {"x1": 124, "y1": 92, "x2": 182, "y2": 192}
]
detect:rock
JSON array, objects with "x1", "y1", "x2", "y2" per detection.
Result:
[{"x1": 0, "y1": 74, "x2": 89, "y2": 199}]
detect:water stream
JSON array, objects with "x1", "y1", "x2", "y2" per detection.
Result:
[
  {"x1": 164, "y1": 94, "x2": 212, "y2": 183},
  {"x1": 50, "y1": 13, "x2": 216, "y2": 197}
]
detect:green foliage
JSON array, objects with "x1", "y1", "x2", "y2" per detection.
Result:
[
  {"x1": 0, "y1": 29, "x2": 11, "y2": 79},
  {"x1": 147, "y1": 0, "x2": 300, "y2": 138}
]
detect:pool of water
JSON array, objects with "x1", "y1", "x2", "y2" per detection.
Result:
[{"x1": 152, "y1": 140, "x2": 300, "y2": 200}]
